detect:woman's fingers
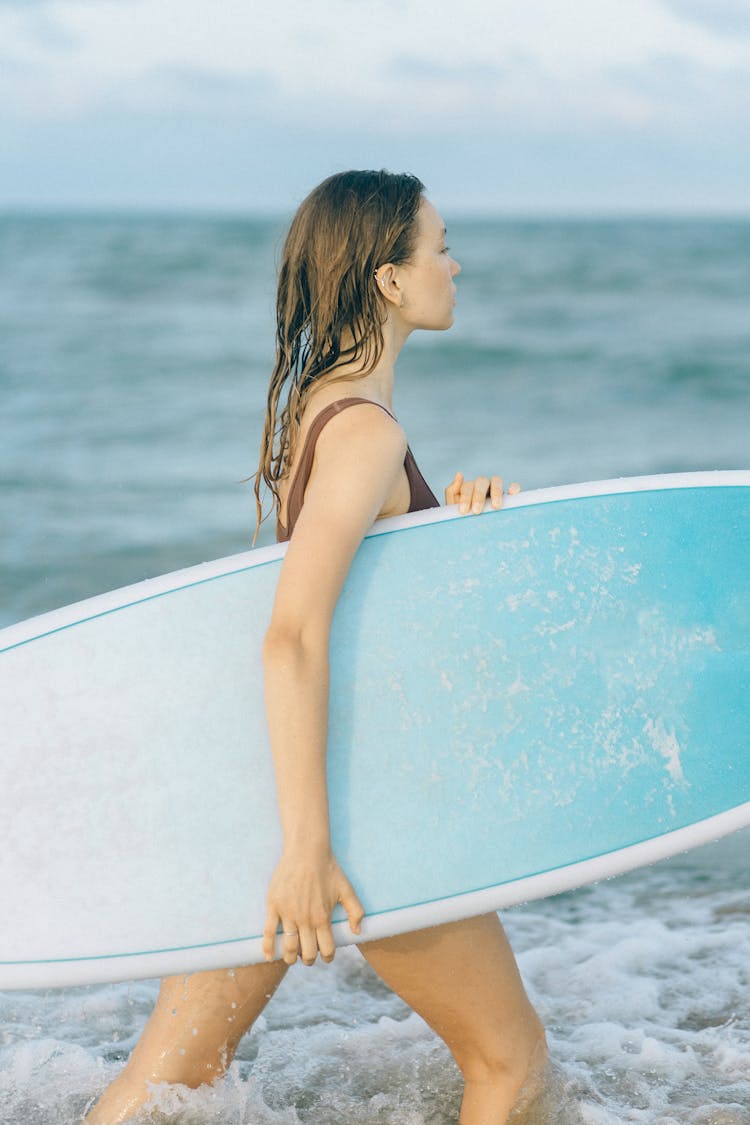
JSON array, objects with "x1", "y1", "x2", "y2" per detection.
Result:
[
  {"x1": 262, "y1": 910, "x2": 280, "y2": 962},
  {"x1": 316, "y1": 924, "x2": 337, "y2": 964},
  {"x1": 459, "y1": 475, "x2": 490, "y2": 514},
  {"x1": 297, "y1": 924, "x2": 319, "y2": 967},
  {"x1": 338, "y1": 874, "x2": 365, "y2": 938},
  {"x1": 444, "y1": 471, "x2": 463, "y2": 505},
  {"x1": 263, "y1": 910, "x2": 300, "y2": 965},
  {"x1": 262, "y1": 901, "x2": 300, "y2": 964},
  {"x1": 449, "y1": 473, "x2": 522, "y2": 515},
  {"x1": 262, "y1": 914, "x2": 310, "y2": 965},
  {"x1": 490, "y1": 475, "x2": 504, "y2": 509},
  {"x1": 471, "y1": 476, "x2": 490, "y2": 514},
  {"x1": 280, "y1": 921, "x2": 301, "y2": 965},
  {"x1": 458, "y1": 477, "x2": 474, "y2": 514}
]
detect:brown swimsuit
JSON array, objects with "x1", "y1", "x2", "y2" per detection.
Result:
[{"x1": 276, "y1": 397, "x2": 439, "y2": 543}]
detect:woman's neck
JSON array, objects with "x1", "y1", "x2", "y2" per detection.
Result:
[{"x1": 315, "y1": 316, "x2": 408, "y2": 412}]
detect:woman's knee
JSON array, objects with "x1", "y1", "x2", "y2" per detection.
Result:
[{"x1": 453, "y1": 1012, "x2": 547, "y2": 1087}]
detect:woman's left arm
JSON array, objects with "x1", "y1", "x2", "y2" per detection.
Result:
[
  {"x1": 445, "y1": 471, "x2": 521, "y2": 515},
  {"x1": 261, "y1": 406, "x2": 408, "y2": 967}
]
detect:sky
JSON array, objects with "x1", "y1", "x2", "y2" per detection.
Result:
[{"x1": 1, "y1": 0, "x2": 749, "y2": 214}]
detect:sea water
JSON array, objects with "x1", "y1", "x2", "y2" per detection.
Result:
[{"x1": 1, "y1": 213, "x2": 749, "y2": 1123}]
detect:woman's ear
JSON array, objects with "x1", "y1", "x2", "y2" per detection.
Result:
[{"x1": 374, "y1": 264, "x2": 403, "y2": 308}]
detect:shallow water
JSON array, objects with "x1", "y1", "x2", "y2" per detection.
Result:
[{"x1": 1, "y1": 213, "x2": 749, "y2": 1122}]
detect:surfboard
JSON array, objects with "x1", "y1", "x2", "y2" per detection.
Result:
[{"x1": 1, "y1": 471, "x2": 749, "y2": 989}]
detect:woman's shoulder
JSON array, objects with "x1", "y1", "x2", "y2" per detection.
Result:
[
  {"x1": 303, "y1": 391, "x2": 394, "y2": 423},
  {"x1": 297, "y1": 390, "x2": 401, "y2": 445},
  {"x1": 309, "y1": 396, "x2": 406, "y2": 458}
]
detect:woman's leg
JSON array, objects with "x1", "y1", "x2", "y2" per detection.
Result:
[
  {"x1": 359, "y1": 913, "x2": 546, "y2": 1125},
  {"x1": 83, "y1": 960, "x2": 288, "y2": 1124}
]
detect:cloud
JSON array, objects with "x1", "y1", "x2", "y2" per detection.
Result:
[
  {"x1": 0, "y1": 0, "x2": 127, "y2": 4},
  {"x1": 4, "y1": 0, "x2": 750, "y2": 129},
  {"x1": 1, "y1": 0, "x2": 749, "y2": 212},
  {"x1": 609, "y1": 50, "x2": 750, "y2": 128},
  {"x1": 661, "y1": 0, "x2": 750, "y2": 36},
  {"x1": 383, "y1": 46, "x2": 749, "y2": 136},
  {"x1": 387, "y1": 56, "x2": 509, "y2": 83},
  {"x1": 0, "y1": 2, "x2": 82, "y2": 54},
  {"x1": 133, "y1": 65, "x2": 276, "y2": 116}
]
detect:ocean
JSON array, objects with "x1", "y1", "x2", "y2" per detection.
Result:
[{"x1": 1, "y1": 212, "x2": 749, "y2": 1123}]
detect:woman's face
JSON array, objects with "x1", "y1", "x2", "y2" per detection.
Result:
[{"x1": 397, "y1": 198, "x2": 461, "y2": 331}]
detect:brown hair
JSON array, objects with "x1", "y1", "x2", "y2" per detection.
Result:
[{"x1": 253, "y1": 169, "x2": 425, "y2": 534}]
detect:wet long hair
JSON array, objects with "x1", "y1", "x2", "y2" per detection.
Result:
[{"x1": 253, "y1": 169, "x2": 425, "y2": 534}]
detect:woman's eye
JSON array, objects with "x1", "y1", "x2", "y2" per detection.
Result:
[{"x1": 441, "y1": 246, "x2": 450, "y2": 254}]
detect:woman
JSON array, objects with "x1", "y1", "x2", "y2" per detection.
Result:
[{"x1": 85, "y1": 169, "x2": 547, "y2": 1124}]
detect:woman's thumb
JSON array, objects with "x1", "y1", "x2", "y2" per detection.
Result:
[{"x1": 339, "y1": 877, "x2": 365, "y2": 936}]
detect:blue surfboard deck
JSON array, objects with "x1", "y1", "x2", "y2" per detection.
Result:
[{"x1": 1, "y1": 472, "x2": 749, "y2": 989}]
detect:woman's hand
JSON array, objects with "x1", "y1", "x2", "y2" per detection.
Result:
[
  {"x1": 445, "y1": 472, "x2": 521, "y2": 515},
  {"x1": 262, "y1": 846, "x2": 365, "y2": 966}
]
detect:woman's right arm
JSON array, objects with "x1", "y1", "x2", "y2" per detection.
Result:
[{"x1": 261, "y1": 405, "x2": 408, "y2": 967}]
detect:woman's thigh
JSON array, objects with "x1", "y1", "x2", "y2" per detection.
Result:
[
  {"x1": 133, "y1": 960, "x2": 289, "y2": 1077},
  {"x1": 357, "y1": 914, "x2": 543, "y2": 1075}
]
